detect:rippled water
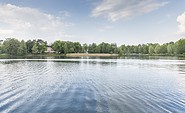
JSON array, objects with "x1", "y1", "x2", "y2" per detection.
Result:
[{"x1": 0, "y1": 58, "x2": 185, "y2": 113}]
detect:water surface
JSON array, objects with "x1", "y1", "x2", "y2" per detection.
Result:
[{"x1": 0, "y1": 58, "x2": 185, "y2": 113}]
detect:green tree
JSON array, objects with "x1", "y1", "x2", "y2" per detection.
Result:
[
  {"x1": 63, "y1": 43, "x2": 68, "y2": 54},
  {"x1": 149, "y1": 46, "x2": 154, "y2": 54},
  {"x1": 74, "y1": 42, "x2": 82, "y2": 53},
  {"x1": 133, "y1": 46, "x2": 139, "y2": 54},
  {"x1": 160, "y1": 44, "x2": 167, "y2": 54},
  {"x1": 82, "y1": 43, "x2": 88, "y2": 53},
  {"x1": 26, "y1": 40, "x2": 35, "y2": 53},
  {"x1": 167, "y1": 44, "x2": 174, "y2": 54},
  {"x1": 142, "y1": 44, "x2": 149, "y2": 54},
  {"x1": 32, "y1": 43, "x2": 38, "y2": 54},
  {"x1": 175, "y1": 39, "x2": 185, "y2": 54},
  {"x1": 88, "y1": 43, "x2": 97, "y2": 53},
  {"x1": 69, "y1": 48, "x2": 75, "y2": 53},
  {"x1": 98, "y1": 42, "x2": 111, "y2": 53},
  {"x1": 154, "y1": 45, "x2": 161, "y2": 54},
  {"x1": 18, "y1": 40, "x2": 27, "y2": 55},
  {"x1": 40, "y1": 42, "x2": 47, "y2": 53},
  {"x1": 119, "y1": 45, "x2": 126, "y2": 55},
  {"x1": 110, "y1": 43, "x2": 118, "y2": 54},
  {"x1": 3, "y1": 38, "x2": 21, "y2": 55},
  {"x1": 52, "y1": 40, "x2": 64, "y2": 54},
  {"x1": 95, "y1": 45, "x2": 101, "y2": 53},
  {"x1": 52, "y1": 40, "x2": 61, "y2": 53},
  {"x1": 36, "y1": 39, "x2": 47, "y2": 53},
  {"x1": 0, "y1": 40, "x2": 3, "y2": 53}
]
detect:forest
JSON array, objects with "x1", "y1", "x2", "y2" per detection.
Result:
[{"x1": 0, "y1": 38, "x2": 185, "y2": 56}]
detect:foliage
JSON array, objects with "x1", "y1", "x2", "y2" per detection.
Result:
[
  {"x1": 175, "y1": 39, "x2": 185, "y2": 54},
  {"x1": 26, "y1": 40, "x2": 35, "y2": 53},
  {"x1": 3, "y1": 38, "x2": 21, "y2": 55},
  {"x1": 167, "y1": 44, "x2": 174, "y2": 54},
  {"x1": 154, "y1": 45, "x2": 161, "y2": 54},
  {"x1": 1, "y1": 38, "x2": 185, "y2": 56},
  {"x1": 82, "y1": 44, "x2": 88, "y2": 53},
  {"x1": 18, "y1": 40, "x2": 27, "y2": 55},
  {"x1": 52, "y1": 41, "x2": 82, "y2": 54},
  {"x1": 32, "y1": 43, "x2": 38, "y2": 54},
  {"x1": 0, "y1": 40, "x2": 3, "y2": 54},
  {"x1": 149, "y1": 46, "x2": 155, "y2": 54}
]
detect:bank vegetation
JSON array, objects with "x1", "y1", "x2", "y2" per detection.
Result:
[{"x1": 0, "y1": 38, "x2": 185, "y2": 57}]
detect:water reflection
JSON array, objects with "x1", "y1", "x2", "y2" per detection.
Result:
[
  {"x1": 0, "y1": 58, "x2": 185, "y2": 112},
  {"x1": 1, "y1": 55, "x2": 185, "y2": 60}
]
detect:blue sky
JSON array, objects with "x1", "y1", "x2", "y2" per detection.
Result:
[{"x1": 0, "y1": 0, "x2": 185, "y2": 45}]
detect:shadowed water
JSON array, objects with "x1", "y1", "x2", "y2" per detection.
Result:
[{"x1": 0, "y1": 58, "x2": 185, "y2": 113}]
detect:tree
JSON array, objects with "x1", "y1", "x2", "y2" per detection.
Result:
[
  {"x1": 95, "y1": 45, "x2": 100, "y2": 53},
  {"x1": 66, "y1": 41, "x2": 75, "y2": 53},
  {"x1": 133, "y1": 46, "x2": 139, "y2": 54},
  {"x1": 154, "y1": 45, "x2": 161, "y2": 54},
  {"x1": 175, "y1": 39, "x2": 185, "y2": 54},
  {"x1": 74, "y1": 42, "x2": 82, "y2": 53},
  {"x1": 69, "y1": 48, "x2": 75, "y2": 53},
  {"x1": 149, "y1": 46, "x2": 154, "y2": 54},
  {"x1": 82, "y1": 44, "x2": 88, "y2": 53},
  {"x1": 63, "y1": 43, "x2": 68, "y2": 54},
  {"x1": 119, "y1": 45, "x2": 126, "y2": 55},
  {"x1": 18, "y1": 40, "x2": 27, "y2": 55},
  {"x1": 98, "y1": 42, "x2": 111, "y2": 53},
  {"x1": 40, "y1": 42, "x2": 47, "y2": 53},
  {"x1": 88, "y1": 43, "x2": 97, "y2": 53},
  {"x1": 26, "y1": 40, "x2": 35, "y2": 53},
  {"x1": 32, "y1": 43, "x2": 38, "y2": 54},
  {"x1": 52, "y1": 40, "x2": 62, "y2": 53},
  {"x1": 110, "y1": 43, "x2": 118, "y2": 54},
  {"x1": 160, "y1": 44, "x2": 167, "y2": 54},
  {"x1": 167, "y1": 44, "x2": 174, "y2": 54},
  {"x1": 2, "y1": 37, "x2": 185, "y2": 56},
  {"x1": 0, "y1": 40, "x2": 3, "y2": 53},
  {"x1": 36, "y1": 39, "x2": 47, "y2": 53},
  {"x1": 3, "y1": 38, "x2": 21, "y2": 55},
  {"x1": 142, "y1": 44, "x2": 149, "y2": 54}
]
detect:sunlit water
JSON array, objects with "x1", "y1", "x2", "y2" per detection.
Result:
[{"x1": 0, "y1": 58, "x2": 185, "y2": 113}]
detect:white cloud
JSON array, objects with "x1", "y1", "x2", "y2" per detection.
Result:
[
  {"x1": 98, "y1": 25, "x2": 113, "y2": 32},
  {"x1": 92, "y1": 0, "x2": 168, "y2": 21},
  {"x1": 59, "y1": 11, "x2": 71, "y2": 18},
  {"x1": 177, "y1": 12, "x2": 185, "y2": 35},
  {"x1": 0, "y1": 29, "x2": 14, "y2": 34},
  {"x1": 0, "y1": 4, "x2": 73, "y2": 42}
]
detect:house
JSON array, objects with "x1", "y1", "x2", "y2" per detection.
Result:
[{"x1": 45, "y1": 46, "x2": 55, "y2": 53}]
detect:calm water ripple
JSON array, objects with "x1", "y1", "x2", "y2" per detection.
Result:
[{"x1": 0, "y1": 59, "x2": 185, "y2": 113}]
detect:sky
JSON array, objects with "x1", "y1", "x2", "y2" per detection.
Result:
[{"x1": 0, "y1": 0, "x2": 185, "y2": 45}]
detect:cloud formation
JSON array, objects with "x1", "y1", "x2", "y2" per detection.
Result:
[
  {"x1": 98, "y1": 25, "x2": 113, "y2": 32},
  {"x1": 92, "y1": 0, "x2": 168, "y2": 21},
  {"x1": 177, "y1": 12, "x2": 185, "y2": 35},
  {"x1": 0, "y1": 4, "x2": 72, "y2": 42}
]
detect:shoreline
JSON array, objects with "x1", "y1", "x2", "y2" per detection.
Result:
[
  {"x1": 66, "y1": 53, "x2": 119, "y2": 57},
  {"x1": 1, "y1": 53, "x2": 185, "y2": 58}
]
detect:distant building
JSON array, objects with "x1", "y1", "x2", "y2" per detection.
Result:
[{"x1": 45, "y1": 46, "x2": 55, "y2": 53}]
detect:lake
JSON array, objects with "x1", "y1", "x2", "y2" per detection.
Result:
[{"x1": 0, "y1": 57, "x2": 185, "y2": 113}]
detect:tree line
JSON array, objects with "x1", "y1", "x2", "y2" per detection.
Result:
[{"x1": 0, "y1": 38, "x2": 185, "y2": 56}]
